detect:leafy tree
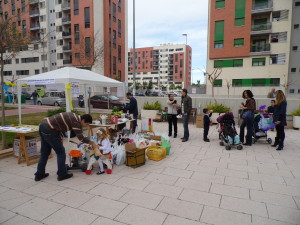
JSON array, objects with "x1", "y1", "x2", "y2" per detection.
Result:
[
  {"x1": 148, "y1": 80, "x2": 153, "y2": 90},
  {"x1": 169, "y1": 84, "x2": 175, "y2": 90}
]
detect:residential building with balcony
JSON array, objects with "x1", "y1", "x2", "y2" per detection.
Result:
[
  {"x1": 0, "y1": 0, "x2": 128, "y2": 83},
  {"x1": 127, "y1": 44, "x2": 192, "y2": 90},
  {"x1": 207, "y1": 0, "x2": 299, "y2": 97}
]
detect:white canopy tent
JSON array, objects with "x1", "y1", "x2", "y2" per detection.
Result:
[{"x1": 17, "y1": 67, "x2": 125, "y2": 124}]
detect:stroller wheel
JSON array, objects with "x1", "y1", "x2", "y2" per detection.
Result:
[
  {"x1": 267, "y1": 138, "x2": 272, "y2": 144},
  {"x1": 220, "y1": 141, "x2": 224, "y2": 146},
  {"x1": 252, "y1": 137, "x2": 256, "y2": 144},
  {"x1": 225, "y1": 146, "x2": 231, "y2": 151},
  {"x1": 237, "y1": 145, "x2": 243, "y2": 150}
]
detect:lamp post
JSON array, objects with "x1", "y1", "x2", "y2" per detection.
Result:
[
  {"x1": 182, "y1": 34, "x2": 187, "y2": 88},
  {"x1": 182, "y1": 33, "x2": 187, "y2": 45},
  {"x1": 132, "y1": 0, "x2": 136, "y2": 96}
]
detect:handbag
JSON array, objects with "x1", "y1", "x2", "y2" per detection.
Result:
[{"x1": 242, "y1": 110, "x2": 253, "y2": 119}]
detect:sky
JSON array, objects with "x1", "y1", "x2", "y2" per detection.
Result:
[{"x1": 127, "y1": 0, "x2": 209, "y2": 84}]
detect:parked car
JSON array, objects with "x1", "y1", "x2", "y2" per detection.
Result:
[
  {"x1": 22, "y1": 92, "x2": 32, "y2": 100},
  {"x1": 90, "y1": 95, "x2": 125, "y2": 109},
  {"x1": 37, "y1": 91, "x2": 66, "y2": 106}
]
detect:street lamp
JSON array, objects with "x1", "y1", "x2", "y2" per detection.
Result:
[
  {"x1": 182, "y1": 33, "x2": 187, "y2": 45},
  {"x1": 132, "y1": 0, "x2": 136, "y2": 96},
  {"x1": 182, "y1": 34, "x2": 187, "y2": 88}
]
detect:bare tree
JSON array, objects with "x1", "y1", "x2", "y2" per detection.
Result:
[
  {"x1": 204, "y1": 67, "x2": 222, "y2": 98},
  {"x1": 0, "y1": 17, "x2": 29, "y2": 149},
  {"x1": 225, "y1": 79, "x2": 231, "y2": 98}
]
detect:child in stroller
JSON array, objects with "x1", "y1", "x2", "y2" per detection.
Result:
[
  {"x1": 253, "y1": 113, "x2": 273, "y2": 144},
  {"x1": 217, "y1": 112, "x2": 243, "y2": 150}
]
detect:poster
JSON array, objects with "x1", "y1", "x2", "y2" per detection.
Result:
[
  {"x1": 27, "y1": 79, "x2": 55, "y2": 85},
  {"x1": 71, "y1": 82, "x2": 80, "y2": 97}
]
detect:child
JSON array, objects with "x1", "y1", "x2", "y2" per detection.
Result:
[
  {"x1": 203, "y1": 108, "x2": 213, "y2": 142},
  {"x1": 267, "y1": 100, "x2": 275, "y2": 114},
  {"x1": 96, "y1": 128, "x2": 113, "y2": 174}
]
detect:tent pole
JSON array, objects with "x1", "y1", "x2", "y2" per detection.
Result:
[
  {"x1": 84, "y1": 84, "x2": 88, "y2": 114},
  {"x1": 17, "y1": 83, "x2": 22, "y2": 124}
]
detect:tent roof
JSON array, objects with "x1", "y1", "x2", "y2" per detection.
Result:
[{"x1": 17, "y1": 67, "x2": 123, "y2": 87}]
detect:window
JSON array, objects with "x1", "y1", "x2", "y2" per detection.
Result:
[
  {"x1": 118, "y1": 19, "x2": 121, "y2": 37},
  {"x1": 232, "y1": 78, "x2": 280, "y2": 87},
  {"x1": 118, "y1": 45, "x2": 121, "y2": 63},
  {"x1": 235, "y1": 0, "x2": 246, "y2": 26},
  {"x1": 84, "y1": 7, "x2": 90, "y2": 28},
  {"x1": 296, "y1": 1, "x2": 300, "y2": 6},
  {"x1": 41, "y1": 55, "x2": 47, "y2": 61},
  {"x1": 74, "y1": 24, "x2": 79, "y2": 44},
  {"x1": 175, "y1": 54, "x2": 178, "y2": 62},
  {"x1": 216, "y1": 0, "x2": 225, "y2": 9},
  {"x1": 180, "y1": 59, "x2": 183, "y2": 67},
  {"x1": 214, "y1": 20, "x2": 224, "y2": 48},
  {"x1": 271, "y1": 32, "x2": 287, "y2": 43},
  {"x1": 21, "y1": 57, "x2": 39, "y2": 63},
  {"x1": 113, "y1": 56, "x2": 116, "y2": 74},
  {"x1": 272, "y1": 10, "x2": 289, "y2": 21},
  {"x1": 214, "y1": 79, "x2": 223, "y2": 87},
  {"x1": 214, "y1": 59, "x2": 243, "y2": 68},
  {"x1": 74, "y1": 0, "x2": 79, "y2": 15},
  {"x1": 290, "y1": 89, "x2": 295, "y2": 94},
  {"x1": 294, "y1": 24, "x2": 299, "y2": 29},
  {"x1": 112, "y1": 3, "x2": 116, "y2": 22},
  {"x1": 291, "y1": 68, "x2": 296, "y2": 72},
  {"x1": 34, "y1": 44, "x2": 39, "y2": 50},
  {"x1": 270, "y1": 54, "x2": 286, "y2": 65},
  {"x1": 16, "y1": 70, "x2": 29, "y2": 75},
  {"x1": 298, "y1": 89, "x2": 300, "y2": 94},
  {"x1": 234, "y1": 38, "x2": 244, "y2": 47},
  {"x1": 15, "y1": 59, "x2": 19, "y2": 64},
  {"x1": 4, "y1": 71, "x2": 12, "y2": 76},
  {"x1": 118, "y1": 0, "x2": 121, "y2": 12},
  {"x1": 75, "y1": 53, "x2": 80, "y2": 59},
  {"x1": 292, "y1": 46, "x2": 298, "y2": 51},
  {"x1": 35, "y1": 69, "x2": 40, "y2": 74},
  {"x1": 180, "y1": 71, "x2": 183, "y2": 79},
  {"x1": 252, "y1": 58, "x2": 266, "y2": 66},
  {"x1": 85, "y1": 37, "x2": 91, "y2": 58},
  {"x1": 175, "y1": 65, "x2": 178, "y2": 73}
]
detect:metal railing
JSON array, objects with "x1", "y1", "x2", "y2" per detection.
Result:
[
  {"x1": 250, "y1": 45, "x2": 271, "y2": 52},
  {"x1": 251, "y1": 23, "x2": 272, "y2": 31},
  {"x1": 29, "y1": 10, "x2": 40, "y2": 16},
  {"x1": 30, "y1": 23, "x2": 40, "y2": 29},
  {"x1": 61, "y1": 2, "x2": 70, "y2": 10},
  {"x1": 62, "y1": 31, "x2": 71, "y2": 37},
  {"x1": 63, "y1": 46, "x2": 72, "y2": 51},
  {"x1": 252, "y1": 0, "x2": 273, "y2": 10},
  {"x1": 62, "y1": 17, "x2": 71, "y2": 23},
  {"x1": 29, "y1": 0, "x2": 39, "y2": 4}
]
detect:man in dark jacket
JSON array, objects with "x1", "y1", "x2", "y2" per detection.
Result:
[
  {"x1": 125, "y1": 92, "x2": 138, "y2": 133},
  {"x1": 180, "y1": 89, "x2": 192, "y2": 142}
]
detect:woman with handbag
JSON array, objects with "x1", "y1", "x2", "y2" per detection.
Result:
[
  {"x1": 271, "y1": 90, "x2": 287, "y2": 150},
  {"x1": 239, "y1": 90, "x2": 256, "y2": 146}
]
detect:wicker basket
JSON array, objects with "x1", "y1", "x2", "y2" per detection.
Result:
[{"x1": 146, "y1": 146, "x2": 166, "y2": 161}]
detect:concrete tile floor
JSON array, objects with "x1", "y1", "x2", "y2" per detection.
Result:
[{"x1": 0, "y1": 122, "x2": 300, "y2": 225}]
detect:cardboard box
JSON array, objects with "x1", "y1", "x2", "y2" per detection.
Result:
[
  {"x1": 149, "y1": 135, "x2": 162, "y2": 141},
  {"x1": 125, "y1": 143, "x2": 146, "y2": 168},
  {"x1": 14, "y1": 137, "x2": 37, "y2": 157},
  {"x1": 196, "y1": 114, "x2": 204, "y2": 128}
]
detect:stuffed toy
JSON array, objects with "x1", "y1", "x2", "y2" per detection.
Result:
[{"x1": 83, "y1": 145, "x2": 102, "y2": 175}]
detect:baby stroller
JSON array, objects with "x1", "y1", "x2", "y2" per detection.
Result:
[
  {"x1": 217, "y1": 112, "x2": 243, "y2": 150},
  {"x1": 253, "y1": 113, "x2": 273, "y2": 144}
]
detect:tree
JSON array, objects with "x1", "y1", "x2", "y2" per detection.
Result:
[
  {"x1": 225, "y1": 79, "x2": 231, "y2": 98},
  {"x1": 142, "y1": 81, "x2": 148, "y2": 90},
  {"x1": 0, "y1": 17, "x2": 29, "y2": 149},
  {"x1": 136, "y1": 82, "x2": 141, "y2": 90},
  {"x1": 175, "y1": 85, "x2": 182, "y2": 90},
  {"x1": 148, "y1": 80, "x2": 153, "y2": 90},
  {"x1": 169, "y1": 84, "x2": 175, "y2": 90},
  {"x1": 204, "y1": 67, "x2": 222, "y2": 98}
]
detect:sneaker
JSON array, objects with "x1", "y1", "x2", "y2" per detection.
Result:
[
  {"x1": 34, "y1": 173, "x2": 49, "y2": 182},
  {"x1": 57, "y1": 173, "x2": 73, "y2": 181},
  {"x1": 97, "y1": 171, "x2": 105, "y2": 175}
]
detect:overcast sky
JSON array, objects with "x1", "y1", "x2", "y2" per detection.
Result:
[{"x1": 128, "y1": 0, "x2": 209, "y2": 84}]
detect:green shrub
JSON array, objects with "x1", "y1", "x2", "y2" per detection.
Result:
[
  {"x1": 47, "y1": 107, "x2": 79, "y2": 117},
  {"x1": 112, "y1": 106, "x2": 120, "y2": 113},
  {"x1": 290, "y1": 106, "x2": 300, "y2": 116},
  {"x1": 206, "y1": 101, "x2": 230, "y2": 113},
  {"x1": 143, "y1": 101, "x2": 162, "y2": 111}
]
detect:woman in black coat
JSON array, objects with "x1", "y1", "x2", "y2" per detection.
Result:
[
  {"x1": 240, "y1": 90, "x2": 256, "y2": 146},
  {"x1": 271, "y1": 90, "x2": 287, "y2": 150}
]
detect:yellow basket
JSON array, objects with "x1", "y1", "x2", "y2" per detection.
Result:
[{"x1": 146, "y1": 146, "x2": 166, "y2": 161}]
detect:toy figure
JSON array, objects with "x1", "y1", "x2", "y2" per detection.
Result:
[{"x1": 84, "y1": 145, "x2": 102, "y2": 175}]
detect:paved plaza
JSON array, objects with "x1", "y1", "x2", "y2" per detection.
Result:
[{"x1": 0, "y1": 122, "x2": 300, "y2": 225}]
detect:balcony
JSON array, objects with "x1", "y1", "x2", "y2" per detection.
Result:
[
  {"x1": 31, "y1": 37, "x2": 40, "y2": 42},
  {"x1": 62, "y1": 17, "x2": 71, "y2": 25},
  {"x1": 62, "y1": 31, "x2": 71, "y2": 39},
  {"x1": 61, "y1": 2, "x2": 70, "y2": 11},
  {"x1": 29, "y1": 10, "x2": 40, "y2": 17},
  {"x1": 153, "y1": 51, "x2": 159, "y2": 56},
  {"x1": 252, "y1": 0, "x2": 273, "y2": 14},
  {"x1": 251, "y1": 23, "x2": 272, "y2": 35},
  {"x1": 63, "y1": 60, "x2": 72, "y2": 65},
  {"x1": 29, "y1": 0, "x2": 39, "y2": 5},
  {"x1": 250, "y1": 45, "x2": 271, "y2": 56},
  {"x1": 30, "y1": 23, "x2": 40, "y2": 30},
  {"x1": 63, "y1": 45, "x2": 72, "y2": 52}
]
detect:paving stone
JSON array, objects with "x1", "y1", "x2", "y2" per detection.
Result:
[
  {"x1": 191, "y1": 172, "x2": 225, "y2": 184},
  {"x1": 210, "y1": 183, "x2": 249, "y2": 199},
  {"x1": 200, "y1": 206, "x2": 251, "y2": 225},
  {"x1": 248, "y1": 172, "x2": 286, "y2": 185},
  {"x1": 79, "y1": 196, "x2": 127, "y2": 219},
  {"x1": 1, "y1": 215, "x2": 44, "y2": 225},
  {"x1": 144, "y1": 172, "x2": 179, "y2": 185},
  {"x1": 120, "y1": 189, "x2": 163, "y2": 209},
  {"x1": 179, "y1": 188, "x2": 221, "y2": 207},
  {"x1": 0, "y1": 208, "x2": 16, "y2": 224},
  {"x1": 115, "y1": 204, "x2": 167, "y2": 225},
  {"x1": 1, "y1": 176, "x2": 36, "y2": 191},
  {"x1": 163, "y1": 215, "x2": 208, "y2": 225},
  {"x1": 12, "y1": 197, "x2": 63, "y2": 221},
  {"x1": 186, "y1": 163, "x2": 217, "y2": 175},
  {"x1": 252, "y1": 215, "x2": 297, "y2": 225},
  {"x1": 294, "y1": 196, "x2": 300, "y2": 209},
  {"x1": 157, "y1": 197, "x2": 203, "y2": 221},
  {"x1": 262, "y1": 181, "x2": 300, "y2": 197},
  {"x1": 90, "y1": 217, "x2": 127, "y2": 225},
  {"x1": 113, "y1": 177, "x2": 150, "y2": 191},
  {"x1": 42, "y1": 206, "x2": 98, "y2": 225},
  {"x1": 162, "y1": 167, "x2": 193, "y2": 178},
  {"x1": 144, "y1": 182, "x2": 183, "y2": 198},
  {"x1": 267, "y1": 204, "x2": 300, "y2": 224},
  {"x1": 175, "y1": 177, "x2": 211, "y2": 192},
  {"x1": 88, "y1": 183, "x2": 129, "y2": 200},
  {"x1": 220, "y1": 196, "x2": 268, "y2": 217},
  {"x1": 224, "y1": 177, "x2": 262, "y2": 190},
  {"x1": 250, "y1": 189, "x2": 298, "y2": 209},
  {"x1": 216, "y1": 168, "x2": 248, "y2": 179},
  {"x1": 227, "y1": 163, "x2": 258, "y2": 173}
]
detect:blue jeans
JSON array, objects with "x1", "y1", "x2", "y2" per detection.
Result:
[
  {"x1": 239, "y1": 117, "x2": 254, "y2": 144},
  {"x1": 35, "y1": 123, "x2": 67, "y2": 177},
  {"x1": 182, "y1": 115, "x2": 190, "y2": 140},
  {"x1": 33, "y1": 97, "x2": 37, "y2": 105}
]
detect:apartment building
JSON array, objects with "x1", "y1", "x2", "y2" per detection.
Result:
[
  {"x1": 127, "y1": 44, "x2": 192, "y2": 90},
  {"x1": 0, "y1": 0, "x2": 128, "y2": 83},
  {"x1": 207, "y1": 0, "x2": 300, "y2": 97}
]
